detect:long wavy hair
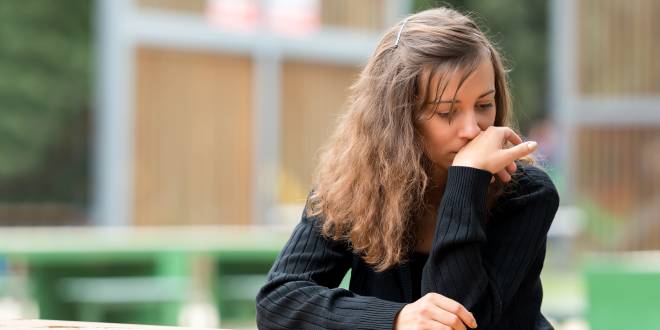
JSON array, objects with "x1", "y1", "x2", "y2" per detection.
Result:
[{"x1": 306, "y1": 7, "x2": 534, "y2": 272}]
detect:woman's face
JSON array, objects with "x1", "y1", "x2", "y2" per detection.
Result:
[{"x1": 418, "y1": 56, "x2": 497, "y2": 172}]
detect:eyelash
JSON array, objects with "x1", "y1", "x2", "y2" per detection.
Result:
[{"x1": 435, "y1": 103, "x2": 494, "y2": 118}]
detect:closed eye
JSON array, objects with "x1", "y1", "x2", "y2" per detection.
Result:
[
  {"x1": 477, "y1": 103, "x2": 494, "y2": 110},
  {"x1": 435, "y1": 103, "x2": 493, "y2": 118}
]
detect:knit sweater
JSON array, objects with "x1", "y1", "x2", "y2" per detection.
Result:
[{"x1": 256, "y1": 165, "x2": 560, "y2": 329}]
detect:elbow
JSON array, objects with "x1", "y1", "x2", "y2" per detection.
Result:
[
  {"x1": 542, "y1": 185, "x2": 561, "y2": 230},
  {"x1": 255, "y1": 278, "x2": 291, "y2": 329},
  {"x1": 255, "y1": 281, "x2": 275, "y2": 328},
  {"x1": 547, "y1": 184, "x2": 560, "y2": 211},
  {"x1": 255, "y1": 288, "x2": 276, "y2": 330},
  {"x1": 255, "y1": 300, "x2": 269, "y2": 329}
]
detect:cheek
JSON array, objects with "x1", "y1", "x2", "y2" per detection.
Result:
[
  {"x1": 422, "y1": 127, "x2": 452, "y2": 162},
  {"x1": 481, "y1": 108, "x2": 497, "y2": 127}
]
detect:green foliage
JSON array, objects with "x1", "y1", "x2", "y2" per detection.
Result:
[
  {"x1": 413, "y1": 0, "x2": 548, "y2": 132},
  {"x1": 0, "y1": 0, "x2": 91, "y2": 202},
  {"x1": 579, "y1": 198, "x2": 624, "y2": 249}
]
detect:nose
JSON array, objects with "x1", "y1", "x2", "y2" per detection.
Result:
[{"x1": 456, "y1": 110, "x2": 481, "y2": 140}]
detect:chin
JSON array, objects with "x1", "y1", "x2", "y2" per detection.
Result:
[{"x1": 437, "y1": 159, "x2": 451, "y2": 171}]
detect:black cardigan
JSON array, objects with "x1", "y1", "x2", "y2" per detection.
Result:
[{"x1": 256, "y1": 165, "x2": 560, "y2": 329}]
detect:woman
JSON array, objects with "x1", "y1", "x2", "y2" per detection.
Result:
[{"x1": 256, "y1": 7, "x2": 559, "y2": 330}]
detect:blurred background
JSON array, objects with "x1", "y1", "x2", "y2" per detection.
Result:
[{"x1": 0, "y1": 0, "x2": 658, "y2": 329}]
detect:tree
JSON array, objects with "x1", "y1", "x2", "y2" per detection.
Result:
[{"x1": 0, "y1": 0, "x2": 91, "y2": 204}]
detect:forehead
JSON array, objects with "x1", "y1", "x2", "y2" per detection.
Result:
[{"x1": 419, "y1": 56, "x2": 495, "y2": 102}]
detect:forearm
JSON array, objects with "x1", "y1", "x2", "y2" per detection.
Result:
[
  {"x1": 256, "y1": 212, "x2": 406, "y2": 329},
  {"x1": 421, "y1": 166, "x2": 559, "y2": 327},
  {"x1": 257, "y1": 277, "x2": 405, "y2": 329},
  {"x1": 421, "y1": 166, "x2": 501, "y2": 325}
]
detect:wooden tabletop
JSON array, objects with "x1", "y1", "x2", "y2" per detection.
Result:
[{"x1": 0, "y1": 319, "x2": 229, "y2": 330}]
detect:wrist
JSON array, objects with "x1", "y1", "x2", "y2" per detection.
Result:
[
  {"x1": 451, "y1": 156, "x2": 485, "y2": 171},
  {"x1": 444, "y1": 166, "x2": 492, "y2": 209},
  {"x1": 392, "y1": 304, "x2": 408, "y2": 330}
]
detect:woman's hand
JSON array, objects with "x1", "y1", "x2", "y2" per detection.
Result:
[
  {"x1": 452, "y1": 126, "x2": 538, "y2": 183},
  {"x1": 394, "y1": 292, "x2": 477, "y2": 330}
]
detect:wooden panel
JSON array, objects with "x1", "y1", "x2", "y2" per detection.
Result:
[
  {"x1": 133, "y1": 47, "x2": 252, "y2": 225},
  {"x1": 320, "y1": 0, "x2": 385, "y2": 31},
  {"x1": 136, "y1": 0, "x2": 386, "y2": 31},
  {"x1": 576, "y1": 126, "x2": 660, "y2": 249},
  {"x1": 578, "y1": 0, "x2": 660, "y2": 95},
  {"x1": 136, "y1": 0, "x2": 206, "y2": 14},
  {"x1": 279, "y1": 61, "x2": 359, "y2": 203}
]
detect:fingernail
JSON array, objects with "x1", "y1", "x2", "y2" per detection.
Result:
[{"x1": 527, "y1": 141, "x2": 538, "y2": 151}]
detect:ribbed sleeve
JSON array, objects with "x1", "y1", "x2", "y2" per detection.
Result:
[
  {"x1": 483, "y1": 165, "x2": 559, "y2": 329},
  {"x1": 421, "y1": 165, "x2": 559, "y2": 328},
  {"x1": 255, "y1": 210, "x2": 406, "y2": 330},
  {"x1": 488, "y1": 241, "x2": 554, "y2": 330}
]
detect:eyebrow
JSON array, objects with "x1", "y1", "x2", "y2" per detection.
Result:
[{"x1": 428, "y1": 89, "x2": 496, "y2": 104}]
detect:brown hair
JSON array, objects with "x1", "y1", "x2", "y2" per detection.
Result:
[{"x1": 306, "y1": 7, "x2": 533, "y2": 272}]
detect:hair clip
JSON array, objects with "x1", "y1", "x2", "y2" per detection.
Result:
[{"x1": 394, "y1": 17, "x2": 410, "y2": 48}]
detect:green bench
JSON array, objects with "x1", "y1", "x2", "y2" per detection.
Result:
[
  {"x1": 0, "y1": 226, "x2": 291, "y2": 327},
  {"x1": 585, "y1": 251, "x2": 660, "y2": 329}
]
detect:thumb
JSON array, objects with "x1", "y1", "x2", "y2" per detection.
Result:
[{"x1": 503, "y1": 141, "x2": 538, "y2": 161}]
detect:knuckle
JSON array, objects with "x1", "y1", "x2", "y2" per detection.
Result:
[
  {"x1": 414, "y1": 316, "x2": 427, "y2": 328},
  {"x1": 448, "y1": 314, "x2": 460, "y2": 325},
  {"x1": 425, "y1": 292, "x2": 438, "y2": 299},
  {"x1": 447, "y1": 302, "x2": 461, "y2": 314}
]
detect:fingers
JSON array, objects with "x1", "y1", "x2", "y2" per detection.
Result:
[
  {"x1": 491, "y1": 162, "x2": 516, "y2": 184},
  {"x1": 421, "y1": 305, "x2": 467, "y2": 330},
  {"x1": 428, "y1": 294, "x2": 477, "y2": 328},
  {"x1": 506, "y1": 161, "x2": 517, "y2": 174},
  {"x1": 500, "y1": 126, "x2": 523, "y2": 146},
  {"x1": 434, "y1": 312, "x2": 468, "y2": 330},
  {"x1": 500, "y1": 140, "x2": 537, "y2": 164},
  {"x1": 495, "y1": 169, "x2": 512, "y2": 183}
]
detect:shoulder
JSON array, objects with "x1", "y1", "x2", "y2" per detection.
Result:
[
  {"x1": 496, "y1": 163, "x2": 560, "y2": 211},
  {"x1": 301, "y1": 190, "x2": 323, "y2": 228},
  {"x1": 300, "y1": 191, "x2": 351, "y2": 246}
]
